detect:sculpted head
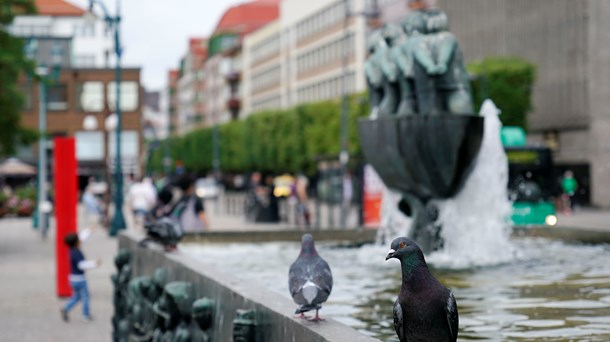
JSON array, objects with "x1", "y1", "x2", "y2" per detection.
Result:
[
  {"x1": 425, "y1": 9, "x2": 449, "y2": 33},
  {"x1": 402, "y1": 11, "x2": 427, "y2": 36},
  {"x1": 367, "y1": 29, "x2": 386, "y2": 54},
  {"x1": 383, "y1": 23, "x2": 404, "y2": 47}
]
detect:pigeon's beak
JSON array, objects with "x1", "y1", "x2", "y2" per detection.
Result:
[{"x1": 385, "y1": 249, "x2": 396, "y2": 260}]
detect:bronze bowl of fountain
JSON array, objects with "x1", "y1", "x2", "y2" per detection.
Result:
[{"x1": 358, "y1": 115, "x2": 484, "y2": 201}]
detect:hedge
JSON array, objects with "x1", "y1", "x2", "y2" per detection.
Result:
[
  {"x1": 468, "y1": 57, "x2": 536, "y2": 130},
  {"x1": 149, "y1": 94, "x2": 370, "y2": 176},
  {"x1": 151, "y1": 57, "x2": 535, "y2": 175}
]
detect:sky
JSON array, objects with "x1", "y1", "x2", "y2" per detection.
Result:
[{"x1": 69, "y1": 0, "x2": 246, "y2": 91}]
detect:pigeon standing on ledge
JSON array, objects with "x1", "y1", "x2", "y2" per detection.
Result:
[
  {"x1": 386, "y1": 237, "x2": 458, "y2": 342},
  {"x1": 289, "y1": 234, "x2": 333, "y2": 321}
]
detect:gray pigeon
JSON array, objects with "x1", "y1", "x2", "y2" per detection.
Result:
[
  {"x1": 288, "y1": 234, "x2": 333, "y2": 321},
  {"x1": 386, "y1": 237, "x2": 458, "y2": 342}
]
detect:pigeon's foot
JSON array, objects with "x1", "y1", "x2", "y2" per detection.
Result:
[
  {"x1": 307, "y1": 310, "x2": 325, "y2": 322},
  {"x1": 294, "y1": 313, "x2": 309, "y2": 319}
]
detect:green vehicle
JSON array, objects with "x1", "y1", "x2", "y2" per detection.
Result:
[{"x1": 502, "y1": 127, "x2": 558, "y2": 226}]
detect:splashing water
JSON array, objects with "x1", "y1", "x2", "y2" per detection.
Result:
[
  {"x1": 376, "y1": 186, "x2": 412, "y2": 245},
  {"x1": 429, "y1": 100, "x2": 516, "y2": 268}
]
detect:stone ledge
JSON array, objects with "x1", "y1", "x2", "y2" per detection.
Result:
[
  {"x1": 182, "y1": 229, "x2": 378, "y2": 245},
  {"x1": 120, "y1": 231, "x2": 380, "y2": 342},
  {"x1": 513, "y1": 225, "x2": 610, "y2": 244}
]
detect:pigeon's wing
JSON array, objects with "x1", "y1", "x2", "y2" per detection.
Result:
[
  {"x1": 288, "y1": 260, "x2": 308, "y2": 298},
  {"x1": 312, "y1": 257, "x2": 333, "y2": 294},
  {"x1": 444, "y1": 289, "x2": 459, "y2": 342},
  {"x1": 393, "y1": 299, "x2": 405, "y2": 342}
]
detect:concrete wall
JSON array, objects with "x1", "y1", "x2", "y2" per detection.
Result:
[
  {"x1": 119, "y1": 232, "x2": 379, "y2": 342},
  {"x1": 436, "y1": 0, "x2": 591, "y2": 132},
  {"x1": 587, "y1": 0, "x2": 610, "y2": 207}
]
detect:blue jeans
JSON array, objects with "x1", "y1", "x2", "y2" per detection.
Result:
[{"x1": 64, "y1": 279, "x2": 90, "y2": 317}]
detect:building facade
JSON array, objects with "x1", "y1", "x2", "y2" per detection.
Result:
[
  {"x1": 242, "y1": 0, "x2": 377, "y2": 117},
  {"x1": 10, "y1": 0, "x2": 115, "y2": 68},
  {"x1": 169, "y1": 0, "x2": 280, "y2": 134},
  {"x1": 242, "y1": 21, "x2": 283, "y2": 115},
  {"x1": 19, "y1": 68, "x2": 143, "y2": 180},
  {"x1": 13, "y1": 0, "x2": 143, "y2": 181},
  {"x1": 176, "y1": 38, "x2": 208, "y2": 135},
  {"x1": 167, "y1": 70, "x2": 180, "y2": 136}
]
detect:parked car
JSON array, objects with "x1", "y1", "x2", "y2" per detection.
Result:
[{"x1": 195, "y1": 178, "x2": 221, "y2": 200}]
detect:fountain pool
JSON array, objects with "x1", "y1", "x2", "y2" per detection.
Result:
[{"x1": 183, "y1": 238, "x2": 610, "y2": 341}]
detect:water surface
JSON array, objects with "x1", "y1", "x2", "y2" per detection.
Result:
[{"x1": 183, "y1": 238, "x2": 610, "y2": 341}]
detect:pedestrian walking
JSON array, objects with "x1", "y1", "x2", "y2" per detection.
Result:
[
  {"x1": 127, "y1": 177, "x2": 156, "y2": 228},
  {"x1": 295, "y1": 174, "x2": 311, "y2": 228},
  {"x1": 60, "y1": 230, "x2": 100, "y2": 322},
  {"x1": 175, "y1": 174, "x2": 209, "y2": 232},
  {"x1": 561, "y1": 170, "x2": 578, "y2": 214},
  {"x1": 82, "y1": 179, "x2": 103, "y2": 229}
]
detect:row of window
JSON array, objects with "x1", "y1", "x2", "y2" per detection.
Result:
[
  {"x1": 9, "y1": 25, "x2": 51, "y2": 36},
  {"x1": 297, "y1": 72, "x2": 355, "y2": 104},
  {"x1": 73, "y1": 23, "x2": 95, "y2": 37},
  {"x1": 74, "y1": 54, "x2": 96, "y2": 67},
  {"x1": 251, "y1": 65, "x2": 281, "y2": 93},
  {"x1": 19, "y1": 81, "x2": 139, "y2": 113},
  {"x1": 251, "y1": 32, "x2": 281, "y2": 65},
  {"x1": 297, "y1": 33, "x2": 354, "y2": 75},
  {"x1": 10, "y1": 23, "x2": 106, "y2": 38},
  {"x1": 296, "y1": 0, "x2": 352, "y2": 42},
  {"x1": 372, "y1": 0, "x2": 401, "y2": 7},
  {"x1": 252, "y1": 95, "x2": 282, "y2": 113}
]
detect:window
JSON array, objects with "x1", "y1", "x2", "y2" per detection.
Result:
[
  {"x1": 74, "y1": 23, "x2": 95, "y2": 37},
  {"x1": 108, "y1": 131, "x2": 139, "y2": 159},
  {"x1": 75, "y1": 131, "x2": 104, "y2": 161},
  {"x1": 76, "y1": 82, "x2": 104, "y2": 112},
  {"x1": 107, "y1": 81, "x2": 139, "y2": 112},
  {"x1": 47, "y1": 85, "x2": 68, "y2": 111},
  {"x1": 74, "y1": 55, "x2": 96, "y2": 67}
]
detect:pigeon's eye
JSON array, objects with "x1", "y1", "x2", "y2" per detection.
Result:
[{"x1": 399, "y1": 242, "x2": 406, "y2": 249}]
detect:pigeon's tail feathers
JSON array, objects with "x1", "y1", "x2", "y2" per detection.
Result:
[
  {"x1": 445, "y1": 290, "x2": 459, "y2": 342},
  {"x1": 294, "y1": 303, "x2": 322, "y2": 314},
  {"x1": 393, "y1": 299, "x2": 405, "y2": 342},
  {"x1": 302, "y1": 281, "x2": 318, "y2": 304}
]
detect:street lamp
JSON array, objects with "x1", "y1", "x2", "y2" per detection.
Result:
[
  {"x1": 86, "y1": 0, "x2": 126, "y2": 236},
  {"x1": 25, "y1": 38, "x2": 61, "y2": 239}
]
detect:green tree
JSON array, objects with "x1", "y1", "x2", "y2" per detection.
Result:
[
  {"x1": 0, "y1": 0, "x2": 36, "y2": 157},
  {"x1": 149, "y1": 93, "x2": 370, "y2": 176},
  {"x1": 468, "y1": 57, "x2": 536, "y2": 130}
]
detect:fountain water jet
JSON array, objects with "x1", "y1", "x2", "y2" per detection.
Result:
[{"x1": 429, "y1": 100, "x2": 516, "y2": 267}]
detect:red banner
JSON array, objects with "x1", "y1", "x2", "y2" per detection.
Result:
[
  {"x1": 362, "y1": 164, "x2": 383, "y2": 229},
  {"x1": 54, "y1": 137, "x2": 78, "y2": 297}
]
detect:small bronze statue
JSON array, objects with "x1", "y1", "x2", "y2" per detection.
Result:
[
  {"x1": 112, "y1": 249, "x2": 131, "y2": 342},
  {"x1": 127, "y1": 276, "x2": 153, "y2": 339},
  {"x1": 414, "y1": 9, "x2": 473, "y2": 115},
  {"x1": 233, "y1": 309, "x2": 258, "y2": 342},
  {"x1": 190, "y1": 298, "x2": 215, "y2": 342},
  {"x1": 378, "y1": 23, "x2": 404, "y2": 116}
]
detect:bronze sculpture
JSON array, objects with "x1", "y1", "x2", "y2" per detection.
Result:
[{"x1": 360, "y1": 8, "x2": 483, "y2": 252}]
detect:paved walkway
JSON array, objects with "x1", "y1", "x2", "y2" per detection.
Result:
[
  {"x1": 0, "y1": 217, "x2": 116, "y2": 342},
  {"x1": 0, "y1": 204, "x2": 609, "y2": 341},
  {"x1": 555, "y1": 208, "x2": 610, "y2": 231}
]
